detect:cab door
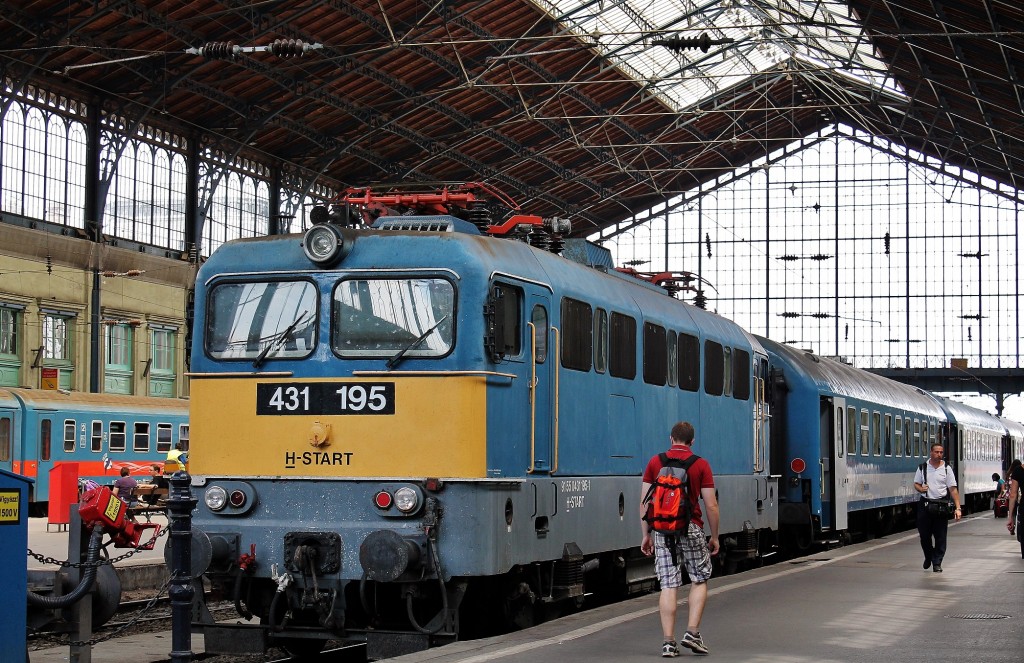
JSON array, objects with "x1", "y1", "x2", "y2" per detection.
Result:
[
  {"x1": 526, "y1": 292, "x2": 554, "y2": 474},
  {"x1": 830, "y1": 397, "x2": 849, "y2": 531}
]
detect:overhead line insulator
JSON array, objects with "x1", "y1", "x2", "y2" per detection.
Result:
[{"x1": 651, "y1": 33, "x2": 735, "y2": 53}]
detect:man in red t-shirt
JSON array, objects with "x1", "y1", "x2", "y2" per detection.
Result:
[{"x1": 641, "y1": 421, "x2": 719, "y2": 657}]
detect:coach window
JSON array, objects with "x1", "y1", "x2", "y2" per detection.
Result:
[
  {"x1": 0, "y1": 417, "x2": 9, "y2": 461},
  {"x1": 333, "y1": 278, "x2": 454, "y2": 360},
  {"x1": 847, "y1": 407, "x2": 857, "y2": 455},
  {"x1": 63, "y1": 419, "x2": 75, "y2": 453},
  {"x1": 609, "y1": 313, "x2": 636, "y2": 379},
  {"x1": 560, "y1": 298, "x2": 592, "y2": 372},
  {"x1": 91, "y1": 421, "x2": 103, "y2": 452},
  {"x1": 594, "y1": 308, "x2": 608, "y2": 374},
  {"x1": 704, "y1": 341, "x2": 724, "y2": 396},
  {"x1": 209, "y1": 280, "x2": 318, "y2": 360},
  {"x1": 678, "y1": 333, "x2": 699, "y2": 391},
  {"x1": 643, "y1": 322, "x2": 667, "y2": 385},
  {"x1": 179, "y1": 424, "x2": 190, "y2": 452},
  {"x1": 913, "y1": 420, "x2": 920, "y2": 457},
  {"x1": 883, "y1": 414, "x2": 892, "y2": 456},
  {"x1": 667, "y1": 332, "x2": 678, "y2": 387},
  {"x1": 134, "y1": 422, "x2": 150, "y2": 452},
  {"x1": 40, "y1": 419, "x2": 51, "y2": 462},
  {"x1": 871, "y1": 412, "x2": 881, "y2": 455},
  {"x1": 733, "y1": 349, "x2": 750, "y2": 400},
  {"x1": 904, "y1": 418, "x2": 912, "y2": 456},
  {"x1": 894, "y1": 416, "x2": 902, "y2": 456},
  {"x1": 860, "y1": 410, "x2": 869, "y2": 455},
  {"x1": 157, "y1": 423, "x2": 173, "y2": 453},
  {"x1": 109, "y1": 421, "x2": 127, "y2": 452}
]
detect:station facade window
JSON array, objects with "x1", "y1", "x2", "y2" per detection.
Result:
[
  {"x1": 104, "y1": 321, "x2": 134, "y2": 394},
  {"x1": 149, "y1": 326, "x2": 177, "y2": 397},
  {"x1": 0, "y1": 304, "x2": 22, "y2": 387},
  {"x1": 41, "y1": 309, "x2": 75, "y2": 390}
]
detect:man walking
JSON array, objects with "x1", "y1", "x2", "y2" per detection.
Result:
[
  {"x1": 641, "y1": 421, "x2": 720, "y2": 657},
  {"x1": 914, "y1": 442, "x2": 961, "y2": 572}
]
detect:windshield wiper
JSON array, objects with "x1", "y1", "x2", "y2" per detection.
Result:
[
  {"x1": 253, "y1": 311, "x2": 309, "y2": 369},
  {"x1": 386, "y1": 315, "x2": 449, "y2": 371}
]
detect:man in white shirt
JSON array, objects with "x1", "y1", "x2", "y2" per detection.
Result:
[{"x1": 913, "y1": 443, "x2": 962, "y2": 573}]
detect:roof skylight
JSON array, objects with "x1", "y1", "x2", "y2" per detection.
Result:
[{"x1": 531, "y1": 0, "x2": 904, "y2": 111}]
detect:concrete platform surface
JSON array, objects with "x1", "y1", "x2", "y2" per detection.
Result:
[{"x1": 30, "y1": 511, "x2": 1023, "y2": 663}]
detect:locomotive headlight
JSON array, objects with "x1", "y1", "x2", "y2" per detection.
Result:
[
  {"x1": 394, "y1": 487, "x2": 421, "y2": 513},
  {"x1": 302, "y1": 224, "x2": 353, "y2": 268},
  {"x1": 205, "y1": 485, "x2": 228, "y2": 511}
]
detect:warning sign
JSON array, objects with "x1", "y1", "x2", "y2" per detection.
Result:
[
  {"x1": 41, "y1": 368, "x2": 59, "y2": 390},
  {"x1": 0, "y1": 490, "x2": 20, "y2": 525}
]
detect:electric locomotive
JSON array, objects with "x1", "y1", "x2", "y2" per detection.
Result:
[
  {"x1": 186, "y1": 184, "x2": 776, "y2": 658},
  {"x1": 0, "y1": 388, "x2": 189, "y2": 516}
]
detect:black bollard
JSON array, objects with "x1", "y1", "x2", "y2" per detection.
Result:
[{"x1": 167, "y1": 471, "x2": 197, "y2": 662}]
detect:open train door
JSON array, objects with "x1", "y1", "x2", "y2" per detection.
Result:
[{"x1": 830, "y1": 397, "x2": 849, "y2": 531}]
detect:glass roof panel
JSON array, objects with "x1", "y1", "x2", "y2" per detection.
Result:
[{"x1": 531, "y1": 0, "x2": 903, "y2": 111}]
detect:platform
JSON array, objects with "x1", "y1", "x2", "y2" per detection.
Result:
[{"x1": 29, "y1": 511, "x2": 1022, "y2": 662}]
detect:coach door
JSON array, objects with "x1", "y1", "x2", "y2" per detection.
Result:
[
  {"x1": 830, "y1": 397, "x2": 849, "y2": 530},
  {"x1": 526, "y1": 292, "x2": 555, "y2": 474}
]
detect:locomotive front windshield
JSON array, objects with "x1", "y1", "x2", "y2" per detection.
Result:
[
  {"x1": 332, "y1": 278, "x2": 454, "y2": 357},
  {"x1": 206, "y1": 280, "x2": 318, "y2": 360}
]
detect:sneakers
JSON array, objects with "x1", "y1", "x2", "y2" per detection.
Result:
[
  {"x1": 680, "y1": 631, "x2": 710, "y2": 655},
  {"x1": 662, "y1": 640, "x2": 680, "y2": 657}
]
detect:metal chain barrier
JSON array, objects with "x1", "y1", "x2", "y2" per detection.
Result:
[
  {"x1": 28, "y1": 576, "x2": 174, "y2": 647},
  {"x1": 27, "y1": 525, "x2": 169, "y2": 568}
]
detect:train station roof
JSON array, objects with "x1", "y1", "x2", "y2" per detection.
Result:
[{"x1": 2, "y1": 0, "x2": 1022, "y2": 234}]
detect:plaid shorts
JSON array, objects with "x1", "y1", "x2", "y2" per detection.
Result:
[{"x1": 653, "y1": 524, "x2": 713, "y2": 588}]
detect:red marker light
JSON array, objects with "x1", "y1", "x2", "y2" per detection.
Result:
[
  {"x1": 791, "y1": 458, "x2": 807, "y2": 474},
  {"x1": 229, "y1": 490, "x2": 247, "y2": 508},
  {"x1": 374, "y1": 491, "x2": 393, "y2": 509}
]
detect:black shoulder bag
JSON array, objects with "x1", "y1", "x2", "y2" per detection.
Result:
[{"x1": 919, "y1": 462, "x2": 956, "y2": 519}]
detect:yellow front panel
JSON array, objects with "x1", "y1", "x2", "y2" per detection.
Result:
[{"x1": 190, "y1": 376, "x2": 487, "y2": 478}]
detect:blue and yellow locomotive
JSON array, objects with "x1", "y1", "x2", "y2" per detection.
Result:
[{"x1": 187, "y1": 185, "x2": 776, "y2": 658}]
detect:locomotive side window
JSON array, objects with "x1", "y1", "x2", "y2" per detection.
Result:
[
  {"x1": 109, "y1": 421, "x2": 126, "y2": 452},
  {"x1": 91, "y1": 420, "x2": 103, "y2": 452},
  {"x1": 678, "y1": 333, "x2": 699, "y2": 392},
  {"x1": 560, "y1": 298, "x2": 592, "y2": 372},
  {"x1": 0, "y1": 417, "x2": 10, "y2": 461},
  {"x1": 485, "y1": 283, "x2": 521, "y2": 361},
  {"x1": 594, "y1": 308, "x2": 608, "y2": 373},
  {"x1": 63, "y1": 419, "x2": 75, "y2": 452},
  {"x1": 333, "y1": 278, "x2": 454, "y2": 358},
  {"x1": 722, "y1": 346, "x2": 733, "y2": 396},
  {"x1": 733, "y1": 349, "x2": 750, "y2": 400},
  {"x1": 642, "y1": 322, "x2": 667, "y2": 385},
  {"x1": 157, "y1": 423, "x2": 173, "y2": 452},
  {"x1": 704, "y1": 340, "x2": 724, "y2": 396},
  {"x1": 207, "y1": 280, "x2": 318, "y2": 360},
  {"x1": 134, "y1": 422, "x2": 150, "y2": 452},
  {"x1": 667, "y1": 331, "x2": 678, "y2": 387},
  {"x1": 40, "y1": 419, "x2": 51, "y2": 461},
  {"x1": 608, "y1": 313, "x2": 636, "y2": 379},
  {"x1": 531, "y1": 305, "x2": 548, "y2": 364}
]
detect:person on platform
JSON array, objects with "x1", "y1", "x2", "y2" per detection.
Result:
[
  {"x1": 112, "y1": 466, "x2": 138, "y2": 506},
  {"x1": 164, "y1": 442, "x2": 187, "y2": 475},
  {"x1": 641, "y1": 421, "x2": 720, "y2": 657},
  {"x1": 1006, "y1": 459, "x2": 1024, "y2": 559},
  {"x1": 914, "y1": 443, "x2": 961, "y2": 572}
]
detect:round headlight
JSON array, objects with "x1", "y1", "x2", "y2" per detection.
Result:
[
  {"x1": 394, "y1": 487, "x2": 421, "y2": 513},
  {"x1": 302, "y1": 225, "x2": 352, "y2": 267},
  {"x1": 205, "y1": 485, "x2": 228, "y2": 511}
]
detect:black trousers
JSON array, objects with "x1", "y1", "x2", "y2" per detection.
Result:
[{"x1": 917, "y1": 501, "x2": 949, "y2": 565}]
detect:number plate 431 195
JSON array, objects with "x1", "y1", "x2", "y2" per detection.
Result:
[{"x1": 256, "y1": 382, "x2": 395, "y2": 415}]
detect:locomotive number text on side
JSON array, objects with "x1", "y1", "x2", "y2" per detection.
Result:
[{"x1": 256, "y1": 382, "x2": 396, "y2": 415}]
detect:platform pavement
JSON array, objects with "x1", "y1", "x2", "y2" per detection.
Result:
[{"x1": 30, "y1": 511, "x2": 1023, "y2": 663}]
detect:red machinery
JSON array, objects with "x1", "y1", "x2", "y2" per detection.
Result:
[{"x1": 78, "y1": 485, "x2": 162, "y2": 549}]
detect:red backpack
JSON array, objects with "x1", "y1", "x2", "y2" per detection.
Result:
[{"x1": 644, "y1": 453, "x2": 700, "y2": 533}]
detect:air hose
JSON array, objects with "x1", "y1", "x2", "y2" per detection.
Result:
[{"x1": 27, "y1": 526, "x2": 105, "y2": 608}]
